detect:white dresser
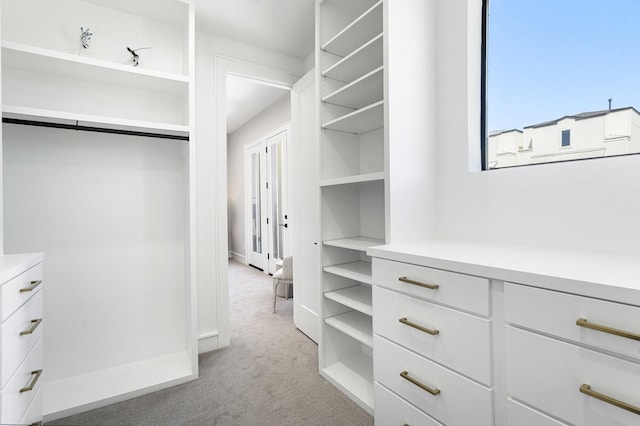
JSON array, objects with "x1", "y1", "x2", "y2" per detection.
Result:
[
  {"x1": 0, "y1": 253, "x2": 44, "y2": 426},
  {"x1": 368, "y1": 241, "x2": 640, "y2": 426}
]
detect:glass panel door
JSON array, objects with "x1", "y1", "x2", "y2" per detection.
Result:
[{"x1": 266, "y1": 129, "x2": 288, "y2": 274}]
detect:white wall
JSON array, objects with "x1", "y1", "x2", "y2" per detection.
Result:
[
  {"x1": 194, "y1": 31, "x2": 303, "y2": 351},
  {"x1": 434, "y1": 0, "x2": 640, "y2": 255},
  {"x1": 227, "y1": 94, "x2": 291, "y2": 261}
]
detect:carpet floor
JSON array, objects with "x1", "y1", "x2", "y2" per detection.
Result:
[{"x1": 47, "y1": 260, "x2": 373, "y2": 425}]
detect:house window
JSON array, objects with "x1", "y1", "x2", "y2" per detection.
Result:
[
  {"x1": 482, "y1": 0, "x2": 640, "y2": 169},
  {"x1": 561, "y1": 130, "x2": 571, "y2": 147}
]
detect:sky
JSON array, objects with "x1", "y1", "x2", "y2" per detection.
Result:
[{"x1": 487, "y1": 0, "x2": 640, "y2": 132}]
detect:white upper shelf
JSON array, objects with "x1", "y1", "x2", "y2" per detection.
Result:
[
  {"x1": 322, "y1": 66, "x2": 383, "y2": 109},
  {"x1": 322, "y1": 100, "x2": 384, "y2": 134},
  {"x1": 322, "y1": 34, "x2": 383, "y2": 83},
  {"x1": 2, "y1": 41, "x2": 189, "y2": 96},
  {"x1": 3, "y1": 105, "x2": 189, "y2": 139},
  {"x1": 321, "y1": 1, "x2": 383, "y2": 57}
]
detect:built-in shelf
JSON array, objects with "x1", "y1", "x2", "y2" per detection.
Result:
[
  {"x1": 320, "y1": 172, "x2": 384, "y2": 187},
  {"x1": 322, "y1": 353, "x2": 374, "y2": 414},
  {"x1": 3, "y1": 105, "x2": 189, "y2": 138},
  {"x1": 325, "y1": 285, "x2": 372, "y2": 316},
  {"x1": 323, "y1": 237, "x2": 384, "y2": 251},
  {"x1": 325, "y1": 311, "x2": 373, "y2": 347},
  {"x1": 44, "y1": 351, "x2": 195, "y2": 421},
  {"x1": 324, "y1": 261, "x2": 373, "y2": 285},
  {"x1": 2, "y1": 41, "x2": 188, "y2": 95},
  {"x1": 321, "y1": 1, "x2": 383, "y2": 57},
  {"x1": 322, "y1": 34, "x2": 383, "y2": 83},
  {"x1": 322, "y1": 66, "x2": 383, "y2": 109},
  {"x1": 322, "y1": 100, "x2": 384, "y2": 134}
]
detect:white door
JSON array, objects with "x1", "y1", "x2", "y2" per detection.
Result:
[
  {"x1": 246, "y1": 141, "x2": 268, "y2": 271},
  {"x1": 290, "y1": 69, "x2": 320, "y2": 343},
  {"x1": 266, "y1": 129, "x2": 289, "y2": 275}
]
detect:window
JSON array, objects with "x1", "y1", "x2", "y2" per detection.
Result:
[
  {"x1": 482, "y1": 0, "x2": 640, "y2": 169},
  {"x1": 561, "y1": 130, "x2": 571, "y2": 148}
]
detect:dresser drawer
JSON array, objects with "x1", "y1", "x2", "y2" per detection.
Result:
[
  {"x1": 372, "y1": 258, "x2": 489, "y2": 316},
  {"x1": 0, "y1": 338, "x2": 43, "y2": 424},
  {"x1": 19, "y1": 385, "x2": 43, "y2": 426},
  {"x1": 506, "y1": 326, "x2": 640, "y2": 426},
  {"x1": 1, "y1": 289, "x2": 43, "y2": 388},
  {"x1": 0, "y1": 263, "x2": 43, "y2": 321},
  {"x1": 374, "y1": 335, "x2": 493, "y2": 426},
  {"x1": 507, "y1": 398, "x2": 568, "y2": 426},
  {"x1": 505, "y1": 283, "x2": 640, "y2": 361},
  {"x1": 373, "y1": 286, "x2": 491, "y2": 385},
  {"x1": 375, "y1": 383, "x2": 443, "y2": 426}
]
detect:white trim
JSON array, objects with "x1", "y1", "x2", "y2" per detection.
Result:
[
  {"x1": 229, "y1": 251, "x2": 247, "y2": 264},
  {"x1": 198, "y1": 332, "x2": 220, "y2": 354}
]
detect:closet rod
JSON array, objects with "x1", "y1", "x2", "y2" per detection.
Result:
[{"x1": 2, "y1": 118, "x2": 189, "y2": 141}]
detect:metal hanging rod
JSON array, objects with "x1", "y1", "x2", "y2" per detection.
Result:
[{"x1": 2, "y1": 117, "x2": 189, "y2": 141}]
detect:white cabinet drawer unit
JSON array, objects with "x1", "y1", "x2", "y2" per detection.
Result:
[{"x1": 0, "y1": 254, "x2": 44, "y2": 425}]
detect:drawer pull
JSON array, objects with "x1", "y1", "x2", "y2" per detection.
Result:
[
  {"x1": 576, "y1": 318, "x2": 640, "y2": 341},
  {"x1": 399, "y1": 317, "x2": 439, "y2": 335},
  {"x1": 20, "y1": 369, "x2": 43, "y2": 393},
  {"x1": 399, "y1": 276, "x2": 439, "y2": 290},
  {"x1": 20, "y1": 318, "x2": 43, "y2": 336},
  {"x1": 30, "y1": 422, "x2": 43, "y2": 426},
  {"x1": 19, "y1": 280, "x2": 42, "y2": 293},
  {"x1": 400, "y1": 370, "x2": 440, "y2": 396},
  {"x1": 580, "y1": 384, "x2": 640, "y2": 415}
]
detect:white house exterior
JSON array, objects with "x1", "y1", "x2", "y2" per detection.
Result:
[{"x1": 488, "y1": 107, "x2": 640, "y2": 168}]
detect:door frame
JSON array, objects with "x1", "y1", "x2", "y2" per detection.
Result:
[{"x1": 213, "y1": 55, "x2": 299, "y2": 347}]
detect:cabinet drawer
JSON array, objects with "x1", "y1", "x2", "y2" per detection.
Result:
[
  {"x1": 1, "y1": 290, "x2": 43, "y2": 388},
  {"x1": 373, "y1": 286, "x2": 491, "y2": 385},
  {"x1": 19, "y1": 385, "x2": 43, "y2": 426},
  {"x1": 0, "y1": 339, "x2": 43, "y2": 424},
  {"x1": 507, "y1": 398, "x2": 568, "y2": 426},
  {"x1": 506, "y1": 326, "x2": 640, "y2": 426},
  {"x1": 0, "y1": 263, "x2": 43, "y2": 321},
  {"x1": 505, "y1": 283, "x2": 640, "y2": 361},
  {"x1": 374, "y1": 335, "x2": 493, "y2": 426},
  {"x1": 375, "y1": 383, "x2": 443, "y2": 426},
  {"x1": 372, "y1": 258, "x2": 489, "y2": 316}
]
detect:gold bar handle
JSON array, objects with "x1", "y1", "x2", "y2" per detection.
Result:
[
  {"x1": 19, "y1": 280, "x2": 42, "y2": 293},
  {"x1": 30, "y1": 422, "x2": 43, "y2": 426},
  {"x1": 20, "y1": 369, "x2": 43, "y2": 393},
  {"x1": 20, "y1": 318, "x2": 43, "y2": 336},
  {"x1": 576, "y1": 318, "x2": 640, "y2": 341},
  {"x1": 399, "y1": 276, "x2": 439, "y2": 290},
  {"x1": 580, "y1": 384, "x2": 640, "y2": 415},
  {"x1": 400, "y1": 371, "x2": 440, "y2": 396},
  {"x1": 399, "y1": 317, "x2": 439, "y2": 335}
]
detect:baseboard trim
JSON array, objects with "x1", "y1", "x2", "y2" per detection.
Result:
[
  {"x1": 198, "y1": 332, "x2": 220, "y2": 354},
  {"x1": 229, "y1": 252, "x2": 247, "y2": 264}
]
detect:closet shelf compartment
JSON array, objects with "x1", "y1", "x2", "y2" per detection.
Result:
[
  {"x1": 324, "y1": 261, "x2": 373, "y2": 285},
  {"x1": 323, "y1": 237, "x2": 384, "y2": 252},
  {"x1": 325, "y1": 285, "x2": 373, "y2": 316},
  {"x1": 322, "y1": 100, "x2": 383, "y2": 134},
  {"x1": 322, "y1": 34, "x2": 383, "y2": 83},
  {"x1": 322, "y1": 353, "x2": 374, "y2": 415},
  {"x1": 321, "y1": 1, "x2": 383, "y2": 57},
  {"x1": 320, "y1": 172, "x2": 384, "y2": 187},
  {"x1": 325, "y1": 311, "x2": 373, "y2": 347},
  {"x1": 2, "y1": 105, "x2": 189, "y2": 139},
  {"x1": 2, "y1": 41, "x2": 189, "y2": 96},
  {"x1": 322, "y1": 66, "x2": 383, "y2": 109}
]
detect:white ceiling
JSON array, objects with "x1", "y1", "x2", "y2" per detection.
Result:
[
  {"x1": 193, "y1": 0, "x2": 315, "y2": 60},
  {"x1": 226, "y1": 74, "x2": 289, "y2": 134},
  {"x1": 193, "y1": 0, "x2": 313, "y2": 135}
]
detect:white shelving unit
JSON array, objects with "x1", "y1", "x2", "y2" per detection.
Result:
[
  {"x1": 317, "y1": 0, "x2": 385, "y2": 415},
  {"x1": 1, "y1": 0, "x2": 197, "y2": 421}
]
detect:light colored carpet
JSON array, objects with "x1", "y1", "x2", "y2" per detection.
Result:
[{"x1": 47, "y1": 260, "x2": 373, "y2": 425}]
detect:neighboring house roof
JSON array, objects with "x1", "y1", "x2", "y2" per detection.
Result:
[
  {"x1": 524, "y1": 106, "x2": 640, "y2": 129},
  {"x1": 489, "y1": 129, "x2": 523, "y2": 137}
]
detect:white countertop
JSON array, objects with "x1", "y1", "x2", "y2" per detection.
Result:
[
  {"x1": 0, "y1": 252, "x2": 44, "y2": 284},
  {"x1": 368, "y1": 240, "x2": 640, "y2": 306}
]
